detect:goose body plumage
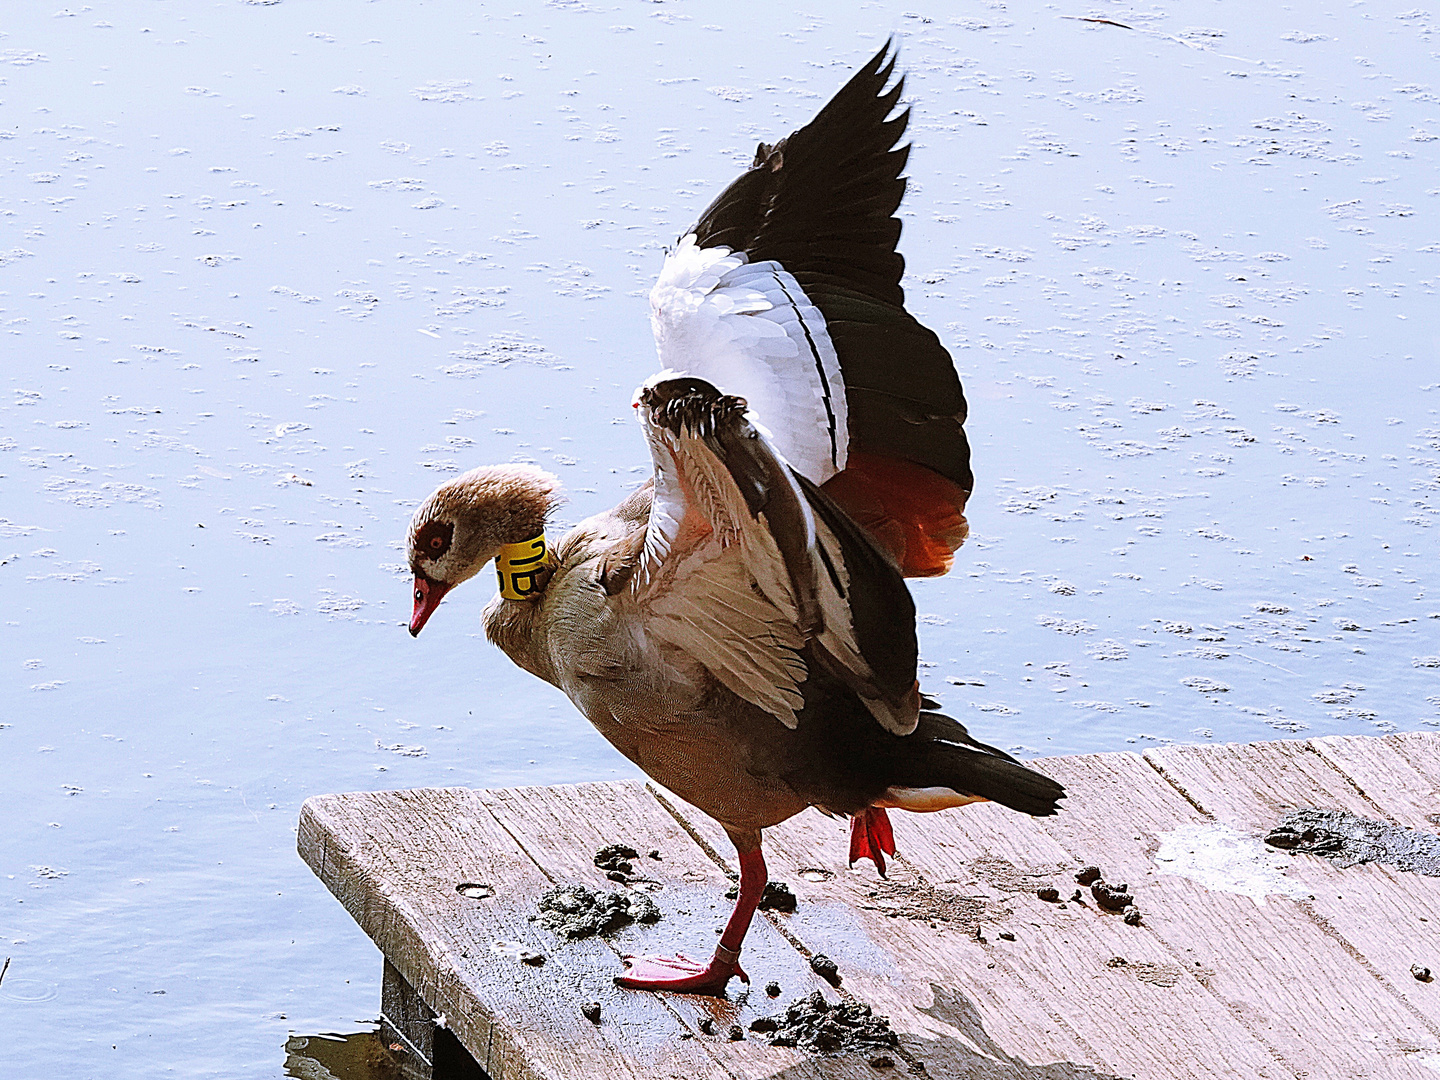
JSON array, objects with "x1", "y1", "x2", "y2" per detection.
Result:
[{"x1": 405, "y1": 42, "x2": 1064, "y2": 996}]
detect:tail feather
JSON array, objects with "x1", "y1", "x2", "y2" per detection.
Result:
[{"x1": 892, "y1": 711, "x2": 1065, "y2": 818}]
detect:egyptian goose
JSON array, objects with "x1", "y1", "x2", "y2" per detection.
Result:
[{"x1": 406, "y1": 43, "x2": 1064, "y2": 996}]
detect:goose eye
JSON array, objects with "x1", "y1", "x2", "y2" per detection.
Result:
[
  {"x1": 414, "y1": 520, "x2": 453, "y2": 560},
  {"x1": 414, "y1": 587, "x2": 424, "y2": 604}
]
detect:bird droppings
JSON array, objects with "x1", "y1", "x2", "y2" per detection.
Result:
[
  {"x1": 760, "y1": 881, "x2": 798, "y2": 912},
  {"x1": 765, "y1": 980, "x2": 782, "y2": 998},
  {"x1": 998, "y1": 931, "x2": 1016, "y2": 941},
  {"x1": 1036, "y1": 886, "x2": 1061, "y2": 902},
  {"x1": 1264, "y1": 808, "x2": 1440, "y2": 877},
  {"x1": 1090, "y1": 880, "x2": 1134, "y2": 913},
  {"x1": 1123, "y1": 906, "x2": 1143, "y2": 926},
  {"x1": 862, "y1": 878, "x2": 990, "y2": 929},
  {"x1": 594, "y1": 843, "x2": 641, "y2": 881},
  {"x1": 698, "y1": 1017, "x2": 717, "y2": 1036},
  {"x1": 1412, "y1": 965, "x2": 1433, "y2": 983},
  {"x1": 1075, "y1": 866, "x2": 1102, "y2": 886},
  {"x1": 809, "y1": 954, "x2": 842, "y2": 987},
  {"x1": 533, "y1": 884, "x2": 661, "y2": 940},
  {"x1": 594, "y1": 843, "x2": 640, "y2": 871},
  {"x1": 724, "y1": 879, "x2": 798, "y2": 913},
  {"x1": 519, "y1": 949, "x2": 546, "y2": 966},
  {"x1": 1105, "y1": 956, "x2": 1183, "y2": 988},
  {"x1": 751, "y1": 991, "x2": 898, "y2": 1055},
  {"x1": 1156, "y1": 822, "x2": 1314, "y2": 903},
  {"x1": 581, "y1": 1001, "x2": 601, "y2": 1024},
  {"x1": 728, "y1": 1024, "x2": 744, "y2": 1041}
]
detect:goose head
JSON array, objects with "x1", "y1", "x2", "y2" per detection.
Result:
[{"x1": 406, "y1": 464, "x2": 562, "y2": 636}]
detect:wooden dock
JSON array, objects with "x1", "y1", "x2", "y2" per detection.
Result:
[{"x1": 298, "y1": 732, "x2": 1440, "y2": 1079}]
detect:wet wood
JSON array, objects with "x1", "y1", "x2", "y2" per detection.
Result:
[
  {"x1": 301, "y1": 733, "x2": 1440, "y2": 1079},
  {"x1": 1145, "y1": 737, "x2": 1440, "y2": 1033}
]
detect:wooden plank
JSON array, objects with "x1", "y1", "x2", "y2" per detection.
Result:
[
  {"x1": 1144, "y1": 738, "x2": 1440, "y2": 1032},
  {"x1": 299, "y1": 734, "x2": 1440, "y2": 1080},
  {"x1": 299, "y1": 788, "x2": 737, "y2": 1080},
  {"x1": 478, "y1": 781, "x2": 878, "y2": 1080},
  {"x1": 656, "y1": 781, "x2": 1281, "y2": 1080},
  {"x1": 1309, "y1": 733, "x2": 1440, "y2": 830}
]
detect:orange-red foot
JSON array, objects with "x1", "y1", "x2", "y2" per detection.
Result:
[
  {"x1": 849, "y1": 806, "x2": 897, "y2": 877},
  {"x1": 615, "y1": 952, "x2": 748, "y2": 996}
]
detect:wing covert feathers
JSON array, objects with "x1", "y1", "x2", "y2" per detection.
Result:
[{"x1": 635, "y1": 376, "x2": 918, "y2": 735}]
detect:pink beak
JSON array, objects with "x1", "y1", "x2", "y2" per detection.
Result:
[{"x1": 409, "y1": 574, "x2": 451, "y2": 637}]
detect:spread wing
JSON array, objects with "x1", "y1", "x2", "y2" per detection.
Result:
[
  {"x1": 647, "y1": 40, "x2": 973, "y2": 577},
  {"x1": 622, "y1": 375, "x2": 919, "y2": 735}
]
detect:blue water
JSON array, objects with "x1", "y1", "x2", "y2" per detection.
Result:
[{"x1": 1, "y1": 2, "x2": 1437, "y2": 1075}]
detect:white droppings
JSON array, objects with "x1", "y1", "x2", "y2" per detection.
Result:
[{"x1": 1154, "y1": 823, "x2": 1312, "y2": 904}]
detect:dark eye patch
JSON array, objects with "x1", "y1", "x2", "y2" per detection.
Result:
[{"x1": 414, "y1": 520, "x2": 454, "y2": 560}]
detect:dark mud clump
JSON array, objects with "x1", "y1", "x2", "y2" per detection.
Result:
[
  {"x1": 1264, "y1": 808, "x2": 1440, "y2": 876},
  {"x1": 750, "y1": 991, "x2": 898, "y2": 1055},
  {"x1": 760, "y1": 881, "x2": 798, "y2": 912},
  {"x1": 724, "y1": 879, "x2": 798, "y2": 912},
  {"x1": 1090, "y1": 880, "x2": 1133, "y2": 913},
  {"x1": 534, "y1": 884, "x2": 661, "y2": 940},
  {"x1": 594, "y1": 843, "x2": 641, "y2": 882},
  {"x1": 809, "y1": 953, "x2": 842, "y2": 986}
]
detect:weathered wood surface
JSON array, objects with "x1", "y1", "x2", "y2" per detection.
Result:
[{"x1": 300, "y1": 733, "x2": 1440, "y2": 1079}]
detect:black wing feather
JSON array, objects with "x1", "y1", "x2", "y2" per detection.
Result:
[
  {"x1": 793, "y1": 469, "x2": 917, "y2": 705},
  {"x1": 682, "y1": 40, "x2": 972, "y2": 494}
]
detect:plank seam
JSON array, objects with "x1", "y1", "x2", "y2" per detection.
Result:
[
  {"x1": 1296, "y1": 899, "x2": 1440, "y2": 1043},
  {"x1": 646, "y1": 783, "x2": 1091, "y2": 1077},
  {"x1": 1292, "y1": 739, "x2": 1440, "y2": 1039},
  {"x1": 479, "y1": 787, "x2": 746, "y2": 1080},
  {"x1": 645, "y1": 783, "x2": 822, "y2": 957},
  {"x1": 1299, "y1": 740, "x2": 1403, "y2": 822},
  {"x1": 1050, "y1": 759, "x2": 1306, "y2": 1077},
  {"x1": 1138, "y1": 751, "x2": 1217, "y2": 821},
  {"x1": 1302, "y1": 738, "x2": 1413, "y2": 826},
  {"x1": 1139, "y1": 743, "x2": 1440, "y2": 1069}
]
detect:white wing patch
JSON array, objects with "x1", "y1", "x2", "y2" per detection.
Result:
[{"x1": 650, "y1": 233, "x2": 848, "y2": 484}]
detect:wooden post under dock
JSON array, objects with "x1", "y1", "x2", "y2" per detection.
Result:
[{"x1": 298, "y1": 732, "x2": 1440, "y2": 1080}]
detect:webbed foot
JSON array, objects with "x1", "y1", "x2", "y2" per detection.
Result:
[{"x1": 615, "y1": 950, "x2": 748, "y2": 995}]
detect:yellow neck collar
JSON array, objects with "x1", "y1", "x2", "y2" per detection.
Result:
[{"x1": 495, "y1": 532, "x2": 555, "y2": 601}]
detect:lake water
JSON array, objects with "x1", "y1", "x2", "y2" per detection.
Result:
[{"x1": 2, "y1": 1, "x2": 1437, "y2": 1076}]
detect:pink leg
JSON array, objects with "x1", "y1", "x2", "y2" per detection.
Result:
[
  {"x1": 616, "y1": 845, "x2": 764, "y2": 996},
  {"x1": 848, "y1": 807, "x2": 896, "y2": 877}
]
